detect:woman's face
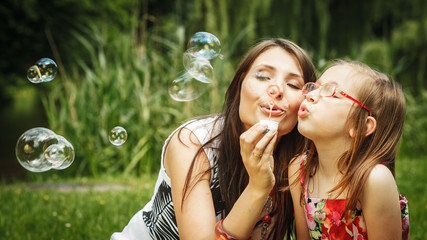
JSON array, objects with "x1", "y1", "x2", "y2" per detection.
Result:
[{"x1": 239, "y1": 47, "x2": 305, "y2": 137}]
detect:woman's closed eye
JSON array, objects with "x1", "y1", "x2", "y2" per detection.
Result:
[
  {"x1": 287, "y1": 82, "x2": 302, "y2": 90},
  {"x1": 255, "y1": 71, "x2": 271, "y2": 81}
]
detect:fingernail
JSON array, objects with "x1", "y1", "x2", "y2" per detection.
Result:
[{"x1": 263, "y1": 129, "x2": 270, "y2": 134}]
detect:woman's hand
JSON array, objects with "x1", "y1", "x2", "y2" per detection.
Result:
[
  {"x1": 221, "y1": 123, "x2": 278, "y2": 239},
  {"x1": 240, "y1": 122, "x2": 278, "y2": 193}
]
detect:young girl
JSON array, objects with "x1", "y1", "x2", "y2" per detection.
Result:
[
  {"x1": 111, "y1": 38, "x2": 316, "y2": 240},
  {"x1": 289, "y1": 60, "x2": 409, "y2": 239}
]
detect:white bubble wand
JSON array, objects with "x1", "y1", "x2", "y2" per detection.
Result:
[{"x1": 259, "y1": 85, "x2": 280, "y2": 132}]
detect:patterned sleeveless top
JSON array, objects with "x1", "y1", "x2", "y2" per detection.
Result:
[
  {"x1": 141, "y1": 116, "x2": 225, "y2": 239},
  {"x1": 300, "y1": 157, "x2": 410, "y2": 240}
]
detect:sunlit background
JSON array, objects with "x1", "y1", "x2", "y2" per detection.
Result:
[{"x1": 0, "y1": 0, "x2": 426, "y2": 238}]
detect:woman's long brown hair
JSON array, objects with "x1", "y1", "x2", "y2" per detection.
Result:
[
  {"x1": 297, "y1": 60, "x2": 406, "y2": 217},
  {"x1": 181, "y1": 39, "x2": 316, "y2": 239}
]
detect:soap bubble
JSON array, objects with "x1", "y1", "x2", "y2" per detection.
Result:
[
  {"x1": 183, "y1": 52, "x2": 214, "y2": 83},
  {"x1": 15, "y1": 127, "x2": 59, "y2": 172},
  {"x1": 267, "y1": 85, "x2": 281, "y2": 98},
  {"x1": 168, "y1": 72, "x2": 209, "y2": 102},
  {"x1": 109, "y1": 126, "x2": 128, "y2": 146},
  {"x1": 27, "y1": 58, "x2": 58, "y2": 84},
  {"x1": 44, "y1": 135, "x2": 75, "y2": 169},
  {"x1": 187, "y1": 32, "x2": 221, "y2": 60},
  {"x1": 16, "y1": 128, "x2": 75, "y2": 172},
  {"x1": 27, "y1": 65, "x2": 43, "y2": 84}
]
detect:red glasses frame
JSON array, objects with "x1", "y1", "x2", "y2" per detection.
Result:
[{"x1": 302, "y1": 82, "x2": 372, "y2": 116}]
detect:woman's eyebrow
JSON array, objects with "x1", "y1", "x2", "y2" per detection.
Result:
[
  {"x1": 288, "y1": 72, "x2": 303, "y2": 79},
  {"x1": 253, "y1": 64, "x2": 275, "y2": 71}
]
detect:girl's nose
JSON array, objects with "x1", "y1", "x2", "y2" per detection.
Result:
[{"x1": 305, "y1": 89, "x2": 319, "y2": 103}]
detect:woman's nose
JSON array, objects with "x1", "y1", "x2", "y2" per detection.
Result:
[
  {"x1": 276, "y1": 86, "x2": 283, "y2": 100},
  {"x1": 267, "y1": 84, "x2": 283, "y2": 100}
]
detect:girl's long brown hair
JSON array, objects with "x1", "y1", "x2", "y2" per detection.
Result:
[
  {"x1": 297, "y1": 60, "x2": 406, "y2": 217},
  {"x1": 181, "y1": 38, "x2": 316, "y2": 239}
]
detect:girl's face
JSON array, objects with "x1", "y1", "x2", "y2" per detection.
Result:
[
  {"x1": 239, "y1": 47, "x2": 305, "y2": 137},
  {"x1": 297, "y1": 65, "x2": 360, "y2": 141}
]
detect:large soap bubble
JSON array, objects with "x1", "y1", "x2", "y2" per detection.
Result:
[
  {"x1": 187, "y1": 32, "x2": 221, "y2": 60},
  {"x1": 109, "y1": 126, "x2": 128, "y2": 146},
  {"x1": 15, "y1": 127, "x2": 59, "y2": 172},
  {"x1": 27, "y1": 58, "x2": 58, "y2": 84},
  {"x1": 168, "y1": 72, "x2": 209, "y2": 102},
  {"x1": 16, "y1": 128, "x2": 75, "y2": 172}
]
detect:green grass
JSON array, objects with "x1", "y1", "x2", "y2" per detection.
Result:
[
  {"x1": 395, "y1": 156, "x2": 427, "y2": 240},
  {"x1": 0, "y1": 156, "x2": 425, "y2": 240},
  {"x1": 0, "y1": 175, "x2": 156, "y2": 240}
]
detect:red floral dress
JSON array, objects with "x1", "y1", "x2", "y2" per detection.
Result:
[{"x1": 300, "y1": 161, "x2": 410, "y2": 239}]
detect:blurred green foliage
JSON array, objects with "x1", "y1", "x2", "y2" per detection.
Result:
[{"x1": 1, "y1": 0, "x2": 427, "y2": 177}]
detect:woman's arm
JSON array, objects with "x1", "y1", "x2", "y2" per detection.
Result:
[
  {"x1": 165, "y1": 122, "x2": 280, "y2": 240},
  {"x1": 165, "y1": 127, "x2": 217, "y2": 240},
  {"x1": 288, "y1": 156, "x2": 311, "y2": 240},
  {"x1": 361, "y1": 164, "x2": 402, "y2": 240}
]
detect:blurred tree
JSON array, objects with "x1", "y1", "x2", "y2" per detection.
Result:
[{"x1": 0, "y1": 0, "x2": 135, "y2": 102}]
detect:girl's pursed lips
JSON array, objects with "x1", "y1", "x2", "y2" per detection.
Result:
[{"x1": 298, "y1": 103, "x2": 309, "y2": 117}]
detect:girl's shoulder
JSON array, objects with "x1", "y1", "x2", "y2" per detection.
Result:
[
  {"x1": 366, "y1": 164, "x2": 396, "y2": 188},
  {"x1": 361, "y1": 164, "x2": 399, "y2": 206},
  {"x1": 289, "y1": 154, "x2": 303, "y2": 170}
]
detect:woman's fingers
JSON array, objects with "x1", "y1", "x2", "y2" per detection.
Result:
[
  {"x1": 252, "y1": 128, "x2": 277, "y2": 159},
  {"x1": 240, "y1": 123, "x2": 268, "y2": 155},
  {"x1": 259, "y1": 133, "x2": 277, "y2": 171}
]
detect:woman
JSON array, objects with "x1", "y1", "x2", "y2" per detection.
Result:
[{"x1": 111, "y1": 38, "x2": 316, "y2": 240}]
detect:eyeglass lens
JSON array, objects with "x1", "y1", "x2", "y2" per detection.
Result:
[
  {"x1": 320, "y1": 84, "x2": 336, "y2": 97},
  {"x1": 303, "y1": 83, "x2": 336, "y2": 97}
]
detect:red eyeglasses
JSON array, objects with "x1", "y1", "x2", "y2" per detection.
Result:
[{"x1": 302, "y1": 82, "x2": 372, "y2": 116}]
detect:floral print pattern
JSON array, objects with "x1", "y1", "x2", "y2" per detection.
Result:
[
  {"x1": 304, "y1": 192, "x2": 368, "y2": 240},
  {"x1": 300, "y1": 162, "x2": 410, "y2": 239},
  {"x1": 400, "y1": 194, "x2": 410, "y2": 240}
]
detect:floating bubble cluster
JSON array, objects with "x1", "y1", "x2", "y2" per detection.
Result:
[
  {"x1": 27, "y1": 58, "x2": 58, "y2": 84},
  {"x1": 15, "y1": 128, "x2": 74, "y2": 172},
  {"x1": 169, "y1": 32, "x2": 222, "y2": 102},
  {"x1": 109, "y1": 126, "x2": 128, "y2": 146}
]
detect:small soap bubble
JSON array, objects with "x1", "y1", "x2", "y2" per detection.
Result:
[
  {"x1": 26, "y1": 58, "x2": 58, "y2": 84},
  {"x1": 15, "y1": 127, "x2": 59, "y2": 172},
  {"x1": 27, "y1": 65, "x2": 43, "y2": 83},
  {"x1": 109, "y1": 126, "x2": 128, "y2": 146},
  {"x1": 44, "y1": 144, "x2": 65, "y2": 167},
  {"x1": 168, "y1": 72, "x2": 209, "y2": 102},
  {"x1": 183, "y1": 52, "x2": 214, "y2": 83},
  {"x1": 187, "y1": 32, "x2": 221, "y2": 60},
  {"x1": 267, "y1": 85, "x2": 280, "y2": 98},
  {"x1": 45, "y1": 135, "x2": 75, "y2": 170}
]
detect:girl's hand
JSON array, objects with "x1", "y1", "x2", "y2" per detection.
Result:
[{"x1": 240, "y1": 122, "x2": 278, "y2": 193}]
